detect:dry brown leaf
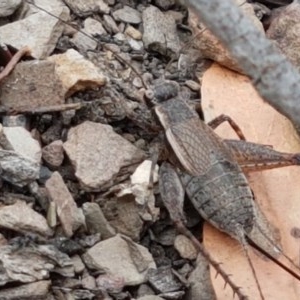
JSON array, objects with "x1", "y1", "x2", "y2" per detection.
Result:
[{"x1": 201, "y1": 63, "x2": 300, "y2": 299}]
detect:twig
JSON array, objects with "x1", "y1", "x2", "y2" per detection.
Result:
[
  {"x1": 0, "y1": 46, "x2": 31, "y2": 83},
  {"x1": 187, "y1": 0, "x2": 300, "y2": 131},
  {"x1": 0, "y1": 102, "x2": 81, "y2": 115}
]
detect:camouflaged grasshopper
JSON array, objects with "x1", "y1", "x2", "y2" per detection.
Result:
[{"x1": 145, "y1": 80, "x2": 300, "y2": 300}]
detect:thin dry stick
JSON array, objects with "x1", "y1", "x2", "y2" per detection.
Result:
[
  {"x1": 0, "y1": 103, "x2": 82, "y2": 115},
  {"x1": 0, "y1": 46, "x2": 31, "y2": 82},
  {"x1": 187, "y1": 0, "x2": 300, "y2": 131}
]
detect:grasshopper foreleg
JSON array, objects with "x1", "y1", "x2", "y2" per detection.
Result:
[{"x1": 208, "y1": 114, "x2": 246, "y2": 140}]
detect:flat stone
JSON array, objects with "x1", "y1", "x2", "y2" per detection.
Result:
[
  {"x1": 71, "y1": 255, "x2": 85, "y2": 274},
  {"x1": 0, "y1": 0, "x2": 22, "y2": 17},
  {"x1": 0, "y1": 126, "x2": 42, "y2": 163},
  {"x1": 83, "y1": 234, "x2": 156, "y2": 286},
  {"x1": 0, "y1": 60, "x2": 65, "y2": 111},
  {"x1": 45, "y1": 171, "x2": 85, "y2": 237},
  {"x1": 103, "y1": 14, "x2": 119, "y2": 34},
  {"x1": 33, "y1": 0, "x2": 66, "y2": 11},
  {"x1": 112, "y1": 6, "x2": 142, "y2": 24},
  {"x1": 174, "y1": 235, "x2": 197, "y2": 260},
  {"x1": 42, "y1": 140, "x2": 64, "y2": 168},
  {"x1": 0, "y1": 280, "x2": 51, "y2": 299},
  {"x1": 2, "y1": 115, "x2": 27, "y2": 127},
  {"x1": 82, "y1": 202, "x2": 116, "y2": 239},
  {"x1": 125, "y1": 25, "x2": 142, "y2": 40},
  {"x1": 142, "y1": 5, "x2": 180, "y2": 56},
  {"x1": 0, "y1": 201, "x2": 52, "y2": 236},
  {"x1": 71, "y1": 17, "x2": 107, "y2": 52},
  {"x1": 0, "y1": 6, "x2": 70, "y2": 58},
  {"x1": 63, "y1": 0, "x2": 110, "y2": 14},
  {"x1": 47, "y1": 49, "x2": 107, "y2": 98},
  {"x1": 63, "y1": 121, "x2": 145, "y2": 191},
  {"x1": 138, "y1": 296, "x2": 165, "y2": 300}
]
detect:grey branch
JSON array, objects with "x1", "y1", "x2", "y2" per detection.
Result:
[{"x1": 187, "y1": 0, "x2": 300, "y2": 130}]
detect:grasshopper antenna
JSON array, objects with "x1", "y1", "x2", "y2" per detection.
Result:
[{"x1": 23, "y1": 0, "x2": 149, "y2": 89}]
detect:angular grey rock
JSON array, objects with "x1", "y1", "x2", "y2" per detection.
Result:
[
  {"x1": 0, "y1": 126, "x2": 42, "y2": 163},
  {"x1": 45, "y1": 171, "x2": 85, "y2": 237},
  {"x1": 0, "y1": 61, "x2": 65, "y2": 111},
  {"x1": 83, "y1": 234, "x2": 156, "y2": 286},
  {"x1": 82, "y1": 202, "x2": 116, "y2": 239},
  {"x1": 82, "y1": 274, "x2": 96, "y2": 290},
  {"x1": 42, "y1": 140, "x2": 64, "y2": 168},
  {"x1": 0, "y1": 125, "x2": 41, "y2": 185},
  {"x1": 63, "y1": 0, "x2": 110, "y2": 14},
  {"x1": 128, "y1": 38, "x2": 143, "y2": 51},
  {"x1": 0, "y1": 280, "x2": 51, "y2": 299},
  {"x1": 0, "y1": 201, "x2": 52, "y2": 236},
  {"x1": 148, "y1": 266, "x2": 183, "y2": 293},
  {"x1": 100, "y1": 192, "x2": 144, "y2": 241},
  {"x1": 2, "y1": 115, "x2": 27, "y2": 127},
  {"x1": 0, "y1": 150, "x2": 40, "y2": 186},
  {"x1": 185, "y1": 253, "x2": 217, "y2": 300},
  {"x1": 96, "y1": 273, "x2": 125, "y2": 293},
  {"x1": 0, "y1": 244, "x2": 72, "y2": 285},
  {"x1": 113, "y1": 6, "x2": 142, "y2": 24},
  {"x1": 71, "y1": 17, "x2": 107, "y2": 52},
  {"x1": 0, "y1": 6, "x2": 70, "y2": 58},
  {"x1": 142, "y1": 5, "x2": 180, "y2": 56},
  {"x1": 0, "y1": 0, "x2": 22, "y2": 17},
  {"x1": 63, "y1": 121, "x2": 145, "y2": 191}
]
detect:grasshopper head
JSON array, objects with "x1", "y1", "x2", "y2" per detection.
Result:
[{"x1": 144, "y1": 80, "x2": 180, "y2": 108}]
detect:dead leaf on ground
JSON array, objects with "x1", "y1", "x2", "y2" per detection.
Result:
[{"x1": 201, "y1": 63, "x2": 300, "y2": 299}]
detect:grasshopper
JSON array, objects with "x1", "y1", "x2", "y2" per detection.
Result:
[{"x1": 145, "y1": 80, "x2": 300, "y2": 299}]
